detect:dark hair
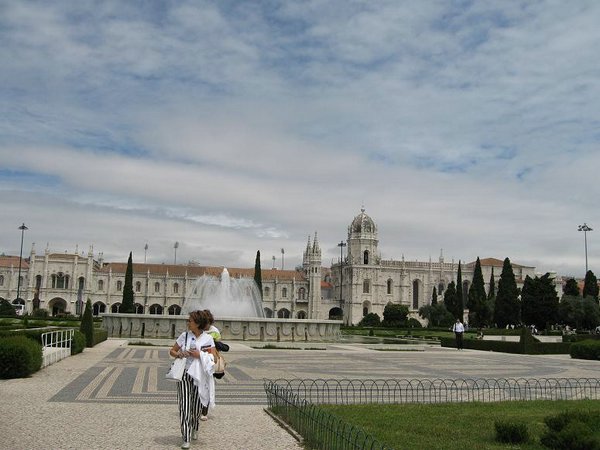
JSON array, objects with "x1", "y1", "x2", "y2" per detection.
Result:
[
  {"x1": 203, "y1": 309, "x2": 215, "y2": 325},
  {"x1": 189, "y1": 310, "x2": 209, "y2": 330}
]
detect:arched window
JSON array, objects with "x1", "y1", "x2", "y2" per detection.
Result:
[
  {"x1": 149, "y1": 304, "x2": 163, "y2": 314},
  {"x1": 363, "y1": 306, "x2": 368, "y2": 316},
  {"x1": 0, "y1": 275, "x2": 4, "y2": 286},
  {"x1": 116, "y1": 280, "x2": 122, "y2": 291},
  {"x1": 264, "y1": 287, "x2": 270, "y2": 296},
  {"x1": 93, "y1": 302, "x2": 106, "y2": 316},
  {"x1": 78, "y1": 277, "x2": 85, "y2": 290},
  {"x1": 282, "y1": 287, "x2": 288, "y2": 298},
  {"x1": 98, "y1": 280, "x2": 104, "y2": 291},
  {"x1": 52, "y1": 272, "x2": 69, "y2": 289},
  {"x1": 298, "y1": 287, "x2": 306, "y2": 299},
  {"x1": 363, "y1": 280, "x2": 370, "y2": 294},
  {"x1": 412, "y1": 280, "x2": 419, "y2": 309},
  {"x1": 134, "y1": 303, "x2": 143, "y2": 314},
  {"x1": 36, "y1": 275, "x2": 42, "y2": 288},
  {"x1": 154, "y1": 282, "x2": 160, "y2": 293},
  {"x1": 438, "y1": 282, "x2": 445, "y2": 295},
  {"x1": 387, "y1": 279, "x2": 393, "y2": 295},
  {"x1": 111, "y1": 303, "x2": 121, "y2": 313},
  {"x1": 173, "y1": 282, "x2": 179, "y2": 294},
  {"x1": 363, "y1": 250, "x2": 369, "y2": 265},
  {"x1": 135, "y1": 281, "x2": 141, "y2": 292},
  {"x1": 168, "y1": 304, "x2": 182, "y2": 315},
  {"x1": 297, "y1": 311, "x2": 307, "y2": 319}
]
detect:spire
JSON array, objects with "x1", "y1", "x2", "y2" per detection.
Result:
[{"x1": 312, "y1": 231, "x2": 320, "y2": 252}]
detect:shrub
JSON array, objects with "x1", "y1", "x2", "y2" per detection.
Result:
[
  {"x1": 32, "y1": 308, "x2": 49, "y2": 318},
  {"x1": 71, "y1": 330, "x2": 86, "y2": 355},
  {"x1": 494, "y1": 420, "x2": 529, "y2": 444},
  {"x1": 0, "y1": 299, "x2": 17, "y2": 317},
  {"x1": 93, "y1": 328, "x2": 108, "y2": 346},
  {"x1": 406, "y1": 318, "x2": 422, "y2": 328},
  {"x1": 540, "y1": 410, "x2": 600, "y2": 450},
  {"x1": 359, "y1": 313, "x2": 381, "y2": 327},
  {"x1": 571, "y1": 339, "x2": 600, "y2": 360},
  {"x1": 0, "y1": 335, "x2": 43, "y2": 379}
]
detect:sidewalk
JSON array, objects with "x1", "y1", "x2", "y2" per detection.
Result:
[{"x1": 0, "y1": 339, "x2": 302, "y2": 450}]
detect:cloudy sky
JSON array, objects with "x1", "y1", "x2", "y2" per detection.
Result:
[{"x1": 1, "y1": 1, "x2": 598, "y2": 277}]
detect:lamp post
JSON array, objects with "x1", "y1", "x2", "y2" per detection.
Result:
[
  {"x1": 337, "y1": 241, "x2": 346, "y2": 303},
  {"x1": 281, "y1": 248, "x2": 285, "y2": 270},
  {"x1": 272, "y1": 255, "x2": 276, "y2": 269},
  {"x1": 16, "y1": 223, "x2": 28, "y2": 306},
  {"x1": 174, "y1": 241, "x2": 179, "y2": 265},
  {"x1": 578, "y1": 223, "x2": 593, "y2": 274},
  {"x1": 144, "y1": 243, "x2": 148, "y2": 264}
]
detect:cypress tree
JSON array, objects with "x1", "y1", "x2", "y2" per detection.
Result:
[
  {"x1": 80, "y1": 299, "x2": 94, "y2": 347},
  {"x1": 493, "y1": 257, "x2": 520, "y2": 328},
  {"x1": 563, "y1": 278, "x2": 580, "y2": 297},
  {"x1": 455, "y1": 261, "x2": 463, "y2": 319},
  {"x1": 254, "y1": 250, "x2": 263, "y2": 298},
  {"x1": 467, "y1": 257, "x2": 486, "y2": 327},
  {"x1": 431, "y1": 286, "x2": 438, "y2": 305},
  {"x1": 583, "y1": 270, "x2": 599, "y2": 300},
  {"x1": 121, "y1": 252, "x2": 135, "y2": 313},
  {"x1": 488, "y1": 267, "x2": 496, "y2": 300},
  {"x1": 444, "y1": 281, "x2": 457, "y2": 318}
]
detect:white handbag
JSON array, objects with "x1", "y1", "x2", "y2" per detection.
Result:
[{"x1": 166, "y1": 332, "x2": 187, "y2": 381}]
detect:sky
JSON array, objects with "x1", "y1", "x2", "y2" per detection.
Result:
[{"x1": 1, "y1": 0, "x2": 599, "y2": 278}]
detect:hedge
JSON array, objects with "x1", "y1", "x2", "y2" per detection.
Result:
[
  {"x1": 0, "y1": 335, "x2": 43, "y2": 379},
  {"x1": 71, "y1": 330, "x2": 86, "y2": 355},
  {"x1": 440, "y1": 337, "x2": 571, "y2": 354},
  {"x1": 570, "y1": 339, "x2": 600, "y2": 360}
]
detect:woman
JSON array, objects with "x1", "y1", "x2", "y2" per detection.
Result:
[
  {"x1": 169, "y1": 310, "x2": 215, "y2": 449},
  {"x1": 200, "y1": 309, "x2": 222, "y2": 420}
]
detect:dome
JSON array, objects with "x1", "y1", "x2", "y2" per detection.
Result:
[{"x1": 350, "y1": 208, "x2": 376, "y2": 234}]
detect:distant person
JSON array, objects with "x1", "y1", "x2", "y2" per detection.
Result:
[
  {"x1": 452, "y1": 318, "x2": 465, "y2": 350},
  {"x1": 169, "y1": 310, "x2": 215, "y2": 449}
]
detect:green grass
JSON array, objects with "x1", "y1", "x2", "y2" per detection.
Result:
[{"x1": 319, "y1": 400, "x2": 600, "y2": 450}]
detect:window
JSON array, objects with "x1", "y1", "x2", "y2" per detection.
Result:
[
  {"x1": 298, "y1": 287, "x2": 306, "y2": 299},
  {"x1": 116, "y1": 280, "x2": 122, "y2": 291},
  {"x1": 98, "y1": 280, "x2": 104, "y2": 291},
  {"x1": 154, "y1": 282, "x2": 160, "y2": 293},
  {"x1": 135, "y1": 281, "x2": 141, "y2": 292},
  {"x1": 363, "y1": 250, "x2": 369, "y2": 265},
  {"x1": 0, "y1": 275, "x2": 4, "y2": 286},
  {"x1": 52, "y1": 272, "x2": 69, "y2": 289},
  {"x1": 363, "y1": 280, "x2": 370, "y2": 294},
  {"x1": 282, "y1": 287, "x2": 288, "y2": 298},
  {"x1": 412, "y1": 280, "x2": 419, "y2": 309},
  {"x1": 387, "y1": 279, "x2": 393, "y2": 295},
  {"x1": 264, "y1": 287, "x2": 270, "y2": 296},
  {"x1": 36, "y1": 275, "x2": 42, "y2": 288},
  {"x1": 173, "y1": 282, "x2": 179, "y2": 294},
  {"x1": 438, "y1": 282, "x2": 445, "y2": 295},
  {"x1": 78, "y1": 277, "x2": 85, "y2": 290}
]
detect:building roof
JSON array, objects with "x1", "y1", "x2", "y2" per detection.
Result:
[
  {"x1": 467, "y1": 257, "x2": 532, "y2": 269},
  {"x1": 0, "y1": 256, "x2": 29, "y2": 269},
  {"x1": 99, "y1": 263, "x2": 307, "y2": 282}
]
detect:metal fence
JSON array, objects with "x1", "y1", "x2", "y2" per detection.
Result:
[
  {"x1": 41, "y1": 329, "x2": 74, "y2": 368},
  {"x1": 264, "y1": 377, "x2": 600, "y2": 450}
]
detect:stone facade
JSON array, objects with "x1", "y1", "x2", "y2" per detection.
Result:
[{"x1": 0, "y1": 209, "x2": 549, "y2": 324}]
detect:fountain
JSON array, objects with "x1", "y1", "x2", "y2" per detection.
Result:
[
  {"x1": 101, "y1": 268, "x2": 341, "y2": 342},
  {"x1": 182, "y1": 268, "x2": 265, "y2": 318}
]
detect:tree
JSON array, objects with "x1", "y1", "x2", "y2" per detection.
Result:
[
  {"x1": 455, "y1": 260, "x2": 464, "y2": 319},
  {"x1": 467, "y1": 257, "x2": 487, "y2": 327},
  {"x1": 583, "y1": 270, "x2": 599, "y2": 301},
  {"x1": 359, "y1": 313, "x2": 381, "y2": 327},
  {"x1": 121, "y1": 252, "x2": 135, "y2": 313},
  {"x1": 419, "y1": 303, "x2": 454, "y2": 328},
  {"x1": 0, "y1": 299, "x2": 16, "y2": 317},
  {"x1": 254, "y1": 250, "x2": 263, "y2": 298},
  {"x1": 493, "y1": 257, "x2": 520, "y2": 328},
  {"x1": 443, "y1": 281, "x2": 458, "y2": 318},
  {"x1": 558, "y1": 295, "x2": 600, "y2": 330},
  {"x1": 488, "y1": 267, "x2": 496, "y2": 300},
  {"x1": 431, "y1": 286, "x2": 438, "y2": 305},
  {"x1": 382, "y1": 303, "x2": 409, "y2": 327},
  {"x1": 563, "y1": 278, "x2": 580, "y2": 297},
  {"x1": 79, "y1": 299, "x2": 94, "y2": 347},
  {"x1": 521, "y1": 273, "x2": 559, "y2": 330}
]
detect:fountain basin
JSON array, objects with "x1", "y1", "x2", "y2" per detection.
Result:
[{"x1": 101, "y1": 313, "x2": 342, "y2": 342}]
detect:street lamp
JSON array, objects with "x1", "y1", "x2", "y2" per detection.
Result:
[
  {"x1": 16, "y1": 223, "x2": 28, "y2": 307},
  {"x1": 281, "y1": 248, "x2": 285, "y2": 270},
  {"x1": 174, "y1": 241, "x2": 179, "y2": 265},
  {"x1": 144, "y1": 243, "x2": 148, "y2": 264},
  {"x1": 272, "y1": 255, "x2": 276, "y2": 269},
  {"x1": 578, "y1": 223, "x2": 593, "y2": 274},
  {"x1": 337, "y1": 241, "x2": 346, "y2": 303}
]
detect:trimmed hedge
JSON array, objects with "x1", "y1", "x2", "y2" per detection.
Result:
[
  {"x1": 71, "y1": 330, "x2": 86, "y2": 355},
  {"x1": 570, "y1": 339, "x2": 600, "y2": 360},
  {"x1": 93, "y1": 328, "x2": 108, "y2": 346},
  {"x1": 440, "y1": 337, "x2": 571, "y2": 354},
  {"x1": 0, "y1": 335, "x2": 43, "y2": 379}
]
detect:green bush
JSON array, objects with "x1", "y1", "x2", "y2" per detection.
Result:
[
  {"x1": 494, "y1": 420, "x2": 529, "y2": 444},
  {"x1": 359, "y1": 313, "x2": 381, "y2": 327},
  {"x1": 570, "y1": 339, "x2": 600, "y2": 360},
  {"x1": 71, "y1": 330, "x2": 86, "y2": 355},
  {"x1": 540, "y1": 410, "x2": 600, "y2": 450},
  {"x1": 32, "y1": 308, "x2": 49, "y2": 318},
  {"x1": 93, "y1": 328, "x2": 108, "y2": 346},
  {"x1": 0, "y1": 335, "x2": 43, "y2": 379},
  {"x1": 80, "y1": 299, "x2": 94, "y2": 347},
  {"x1": 406, "y1": 318, "x2": 422, "y2": 328},
  {"x1": 0, "y1": 299, "x2": 17, "y2": 317}
]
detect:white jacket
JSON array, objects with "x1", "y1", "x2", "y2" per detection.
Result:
[{"x1": 187, "y1": 352, "x2": 216, "y2": 410}]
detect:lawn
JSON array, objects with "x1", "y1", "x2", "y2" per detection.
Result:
[{"x1": 319, "y1": 399, "x2": 600, "y2": 449}]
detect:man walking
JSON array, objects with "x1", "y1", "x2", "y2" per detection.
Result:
[{"x1": 452, "y1": 318, "x2": 464, "y2": 350}]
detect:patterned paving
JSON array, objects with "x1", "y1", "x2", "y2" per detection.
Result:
[{"x1": 50, "y1": 348, "x2": 267, "y2": 405}]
